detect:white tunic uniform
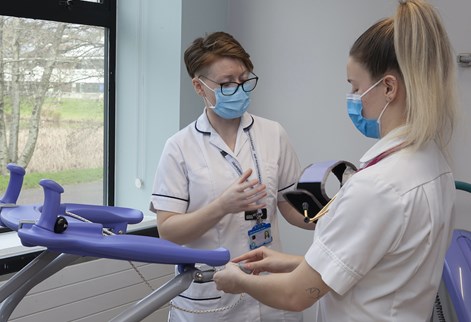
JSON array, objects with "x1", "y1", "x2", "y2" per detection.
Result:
[
  {"x1": 305, "y1": 130, "x2": 455, "y2": 322},
  {"x1": 151, "y1": 110, "x2": 302, "y2": 322}
]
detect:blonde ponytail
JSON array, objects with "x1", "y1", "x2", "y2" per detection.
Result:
[{"x1": 394, "y1": 0, "x2": 457, "y2": 150}]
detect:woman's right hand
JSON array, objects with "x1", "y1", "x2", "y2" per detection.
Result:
[
  {"x1": 218, "y1": 168, "x2": 267, "y2": 215},
  {"x1": 231, "y1": 246, "x2": 303, "y2": 275}
]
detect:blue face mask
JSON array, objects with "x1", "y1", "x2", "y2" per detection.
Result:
[
  {"x1": 347, "y1": 78, "x2": 389, "y2": 139},
  {"x1": 200, "y1": 80, "x2": 250, "y2": 119}
]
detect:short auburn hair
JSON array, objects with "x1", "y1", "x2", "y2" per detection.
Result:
[{"x1": 184, "y1": 31, "x2": 253, "y2": 78}]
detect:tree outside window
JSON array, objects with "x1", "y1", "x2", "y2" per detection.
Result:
[{"x1": 0, "y1": 15, "x2": 105, "y2": 206}]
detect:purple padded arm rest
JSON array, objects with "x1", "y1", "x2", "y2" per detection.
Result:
[
  {"x1": 8, "y1": 178, "x2": 230, "y2": 266},
  {"x1": 1, "y1": 204, "x2": 143, "y2": 233},
  {"x1": 442, "y1": 229, "x2": 471, "y2": 322},
  {"x1": 297, "y1": 160, "x2": 341, "y2": 183},
  {"x1": 63, "y1": 203, "x2": 143, "y2": 226},
  {"x1": 1, "y1": 178, "x2": 143, "y2": 233},
  {"x1": 18, "y1": 222, "x2": 229, "y2": 266}
]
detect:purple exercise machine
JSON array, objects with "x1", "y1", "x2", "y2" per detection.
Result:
[{"x1": 0, "y1": 164, "x2": 230, "y2": 322}]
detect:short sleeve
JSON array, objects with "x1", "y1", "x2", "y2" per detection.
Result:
[
  {"x1": 150, "y1": 137, "x2": 189, "y2": 213},
  {"x1": 304, "y1": 172, "x2": 405, "y2": 295}
]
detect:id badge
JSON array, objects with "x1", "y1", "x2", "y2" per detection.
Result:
[{"x1": 248, "y1": 222, "x2": 273, "y2": 250}]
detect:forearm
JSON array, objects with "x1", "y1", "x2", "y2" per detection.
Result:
[
  {"x1": 239, "y1": 272, "x2": 313, "y2": 312},
  {"x1": 157, "y1": 200, "x2": 226, "y2": 245},
  {"x1": 238, "y1": 261, "x2": 329, "y2": 311},
  {"x1": 243, "y1": 273, "x2": 302, "y2": 311},
  {"x1": 157, "y1": 169, "x2": 267, "y2": 244},
  {"x1": 280, "y1": 254, "x2": 304, "y2": 272}
]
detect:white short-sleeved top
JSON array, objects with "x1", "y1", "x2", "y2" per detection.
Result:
[
  {"x1": 151, "y1": 110, "x2": 302, "y2": 322},
  {"x1": 305, "y1": 131, "x2": 455, "y2": 322}
]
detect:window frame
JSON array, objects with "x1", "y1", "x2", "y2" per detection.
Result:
[{"x1": 0, "y1": 0, "x2": 116, "y2": 205}]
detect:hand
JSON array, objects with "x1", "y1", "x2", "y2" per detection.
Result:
[
  {"x1": 232, "y1": 246, "x2": 302, "y2": 275},
  {"x1": 213, "y1": 262, "x2": 247, "y2": 294},
  {"x1": 218, "y1": 169, "x2": 267, "y2": 215}
]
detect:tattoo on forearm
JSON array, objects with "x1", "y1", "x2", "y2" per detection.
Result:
[{"x1": 305, "y1": 287, "x2": 321, "y2": 300}]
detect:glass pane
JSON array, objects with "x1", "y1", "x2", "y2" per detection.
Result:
[{"x1": 0, "y1": 16, "x2": 105, "y2": 206}]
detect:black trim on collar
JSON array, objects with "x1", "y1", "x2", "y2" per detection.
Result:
[
  {"x1": 243, "y1": 115, "x2": 255, "y2": 132},
  {"x1": 194, "y1": 115, "x2": 255, "y2": 135},
  {"x1": 195, "y1": 119, "x2": 211, "y2": 135}
]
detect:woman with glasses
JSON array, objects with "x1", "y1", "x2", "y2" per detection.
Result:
[
  {"x1": 150, "y1": 31, "x2": 309, "y2": 322},
  {"x1": 213, "y1": 1, "x2": 458, "y2": 321}
]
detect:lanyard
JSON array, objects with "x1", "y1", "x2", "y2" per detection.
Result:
[
  {"x1": 219, "y1": 130, "x2": 264, "y2": 222},
  {"x1": 219, "y1": 130, "x2": 262, "y2": 183},
  {"x1": 359, "y1": 143, "x2": 405, "y2": 171}
]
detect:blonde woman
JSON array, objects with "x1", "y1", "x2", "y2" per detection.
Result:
[{"x1": 214, "y1": 1, "x2": 458, "y2": 321}]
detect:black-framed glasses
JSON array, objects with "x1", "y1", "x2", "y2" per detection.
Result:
[{"x1": 199, "y1": 73, "x2": 259, "y2": 96}]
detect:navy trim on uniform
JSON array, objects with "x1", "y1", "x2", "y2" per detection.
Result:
[
  {"x1": 278, "y1": 182, "x2": 295, "y2": 192},
  {"x1": 243, "y1": 115, "x2": 255, "y2": 131},
  {"x1": 178, "y1": 294, "x2": 222, "y2": 301},
  {"x1": 195, "y1": 119, "x2": 211, "y2": 135},
  {"x1": 194, "y1": 114, "x2": 255, "y2": 135},
  {"x1": 152, "y1": 194, "x2": 189, "y2": 202}
]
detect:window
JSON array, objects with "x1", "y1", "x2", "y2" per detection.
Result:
[{"x1": 0, "y1": 0, "x2": 116, "y2": 233}]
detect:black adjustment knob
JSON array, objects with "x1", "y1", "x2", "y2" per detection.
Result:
[{"x1": 54, "y1": 216, "x2": 68, "y2": 233}]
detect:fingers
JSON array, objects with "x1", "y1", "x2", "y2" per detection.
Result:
[
  {"x1": 231, "y1": 253, "x2": 256, "y2": 264},
  {"x1": 237, "y1": 169, "x2": 263, "y2": 192},
  {"x1": 219, "y1": 168, "x2": 267, "y2": 215},
  {"x1": 244, "y1": 192, "x2": 267, "y2": 208},
  {"x1": 239, "y1": 179, "x2": 265, "y2": 194},
  {"x1": 213, "y1": 263, "x2": 245, "y2": 294},
  {"x1": 240, "y1": 181, "x2": 267, "y2": 203},
  {"x1": 230, "y1": 247, "x2": 277, "y2": 275},
  {"x1": 242, "y1": 261, "x2": 263, "y2": 275},
  {"x1": 238, "y1": 169, "x2": 253, "y2": 183},
  {"x1": 235, "y1": 173, "x2": 267, "y2": 207},
  {"x1": 231, "y1": 247, "x2": 264, "y2": 263}
]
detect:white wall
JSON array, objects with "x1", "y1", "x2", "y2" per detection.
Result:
[
  {"x1": 115, "y1": 0, "x2": 182, "y2": 216},
  {"x1": 430, "y1": 0, "x2": 471, "y2": 231},
  {"x1": 115, "y1": 0, "x2": 228, "y2": 220},
  {"x1": 1, "y1": 259, "x2": 174, "y2": 322},
  {"x1": 180, "y1": 0, "x2": 229, "y2": 128}
]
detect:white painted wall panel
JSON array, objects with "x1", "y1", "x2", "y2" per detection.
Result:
[{"x1": 5, "y1": 258, "x2": 173, "y2": 322}]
